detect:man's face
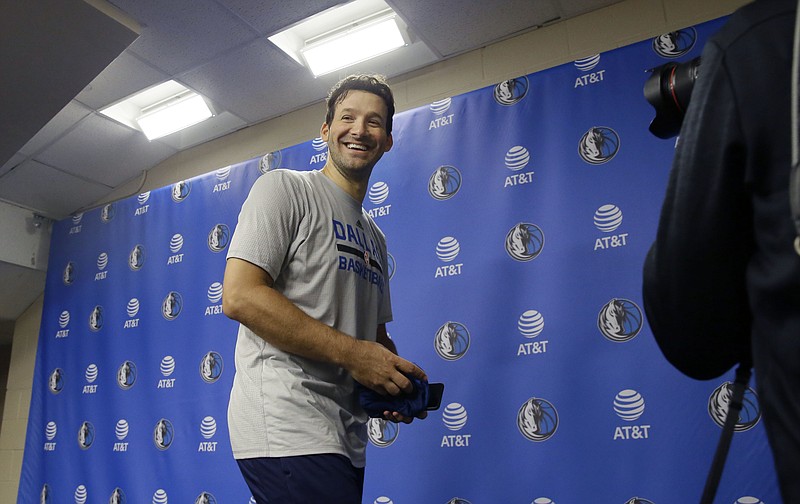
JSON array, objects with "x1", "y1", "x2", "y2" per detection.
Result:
[{"x1": 321, "y1": 90, "x2": 393, "y2": 182}]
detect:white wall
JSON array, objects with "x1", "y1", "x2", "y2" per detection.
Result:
[{"x1": 0, "y1": 0, "x2": 748, "y2": 500}]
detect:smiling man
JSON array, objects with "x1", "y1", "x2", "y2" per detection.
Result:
[{"x1": 222, "y1": 74, "x2": 427, "y2": 503}]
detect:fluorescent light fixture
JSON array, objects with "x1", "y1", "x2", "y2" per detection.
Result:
[
  {"x1": 300, "y1": 13, "x2": 407, "y2": 77},
  {"x1": 99, "y1": 80, "x2": 214, "y2": 140},
  {"x1": 268, "y1": 0, "x2": 412, "y2": 77},
  {"x1": 135, "y1": 92, "x2": 213, "y2": 140}
]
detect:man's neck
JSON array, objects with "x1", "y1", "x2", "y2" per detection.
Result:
[{"x1": 321, "y1": 163, "x2": 369, "y2": 203}]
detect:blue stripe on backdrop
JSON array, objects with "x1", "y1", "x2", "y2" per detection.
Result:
[{"x1": 20, "y1": 16, "x2": 779, "y2": 504}]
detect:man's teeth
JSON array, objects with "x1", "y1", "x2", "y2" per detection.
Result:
[{"x1": 346, "y1": 143, "x2": 368, "y2": 151}]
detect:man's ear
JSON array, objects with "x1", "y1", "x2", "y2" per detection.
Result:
[
  {"x1": 320, "y1": 122, "x2": 329, "y2": 141},
  {"x1": 384, "y1": 133, "x2": 393, "y2": 153}
]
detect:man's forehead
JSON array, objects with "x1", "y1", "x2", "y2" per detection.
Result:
[{"x1": 335, "y1": 90, "x2": 388, "y2": 116}]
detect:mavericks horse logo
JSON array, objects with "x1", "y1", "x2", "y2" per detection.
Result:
[
  {"x1": 517, "y1": 397, "x2": 558, "y2": 442},
  {"x1": 116, "y1": 360, "x2": 137, "y2": 390},
  {"x1": 625, "y1": 499, "x2": 656, "y2": 504},
  {"x1": 49, "y1": 368, "x2": 64, "y2": 394},
  {"x1": 63, "y1": 261, "x2": 75, "y2": 285},
  {"x1": 207, "y1": 224, "x2": 230, "y2": 252},
  {"x1": 652, "y1": 28, "x2": 697, "y2": 58},
  {"x1": 77, "y1": 421, "x2": 95, "y2": 449},
  {"x1": 428, "y1": 166, "x2": 462, "y2": 200},
  {"x1": 40, "y1": 484, "x2": 51, "y2": 504},
  {"x1": 598, "y1": 298, "x2": 642, "y2": 342},
  {"x1": 88, "y1": 305, "x2": 103, "y2": 332},
  {"x1": 260, "y1": 151, "x2": 282, "y2": 173},
  {"x1": 109, "y1": 487, "x2": 126, "y2": 504},
  {"x1": 153, "y1": 418, "x2": 175, "y2": 450},
  {"x1": 505, "y1": 223, "x2": 544, "y2": 262},
  {"x1": 579, "y1": 126, "x2": 620, "y2": 164},
  {"x1": 367, "y1": 417, "x2": 399, "y2": 447},
  {"x1": 172, "y1": 180, "x2": 191, "y2": 202},
  {"x1": 199, "y1": 351, "x2": 223, "y2": 383},
  {"x1": 162, "y1": 291, "x2": 183, "y2": 320},
  {"x1": 129, "y1": 244, "x2": 145, "y2": 271},
  {"x1": 708, "y1": 382, "x2": 761, "y2": 431},
  {"x1": 434, "y1": 322, "x2": 470, "y2": 361},
  {"x1": 194, "y1": 492, "x2": 217, "y2": 504},
  {"x1": 100, "y1": 203, "x2": 115, "y2": 223},
  {"x1": 493, "y1": 76, "x2": 529, "y2": 106}
]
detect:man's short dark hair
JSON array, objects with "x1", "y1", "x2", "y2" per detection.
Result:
[{"x1": 325, "y1": 74, "x2": 395, "y2": 135}]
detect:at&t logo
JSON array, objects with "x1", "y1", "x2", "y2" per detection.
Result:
[
  {"x1": 167, "y1": 233, "x2": 184, "y2": 265},
  {"x1": 503, "y1": 145, "x2": 534, "y2": 188},
  {"x1": 598, "y1": 298, "x2": 642, "y2": 343},
  {"x1": 613, "y1": 389, "x2": 651, "y2": 440},
  {"x1": 208, "y1": 224, "x2": 230, "y2": 253},
  {"x1": 114, "y1": 419, "x2": 129, "y2": 452},
  {"x1": 505, "y1": 223, "x2": 544, "y2": 262},
  {"x1": 435, "y1": 236, "x2": 463, "y2": 278},
  {"x1": 205, "y1": 282, "x2": 223, "y2": 316},
  {"x1": 56, "y1": 310, "x2": 70, "y2": 338},
  {"x1": 198, "y1": 416, "x2": 218, "y2": 452},
  {"x1": 441, "y1": 402, "x2": 471, "y2": 448},
  {"x1": 44, "y1": 421, "x2": 57, "y2": 451},
  {"x1": 158, "y1": 355, "x2": 176, "y2": 389},
  {"x1": 69, "y1": 212, "x2": 82, "y2": 234},
  {"x1": 213, "y1": 166, "x2": 232, "y2": 193},
  {"x1": 517, "y1": 397, "x2": 558, "y2": 442},
  {"x1": 578, "y1": 126, "x2": 620, "y2": 164},
  {"x1": 593, "y1": 204, "x2": 629, "y2": 251},
  {"x1": 124, "y1": 298, "x2": 140, "y2": 329},
  {"x1": 516, "y1": 309, "x2": 549, "y2": 357},
  {"x1": 367, "y1": 181, "x2": 391, "y2": 218},
  {"x1": 310, "y1": 137, "x2": 328, "y2": 165},
  {"x1": 428, "y1": 165, "x2": 462, "y2": 200},
  {"x1": 574, "y1": 53, "x2": 606, "y2": 88},
  {"x1": 708, "y1": 382, "x2": 761, "y2": 431},
  {"x1": 429, "y1": 97, "x2": 454, "y2": 130},
  {"x1": 434, "y1": 322, "x2": 470, "y2": 361},
  {"x1": 95, "y1": 252, "x2": 108, "y2": 281},
  {"x1": 135, "y1": 191, "x2": 150, "y2": 216},
  {"x1": 493, "y1": 77, "x2": 529, "y2": 106},
  {"x1": 82, "y1": 364, "x2": 98, "y2": 394},
  {"x1": 367, "y1": 417, "x2": 399, "y2": 447}
]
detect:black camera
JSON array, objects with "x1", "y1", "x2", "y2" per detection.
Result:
[{"x1": 643, "y1": 56, "x2": 701, "y2": 139}]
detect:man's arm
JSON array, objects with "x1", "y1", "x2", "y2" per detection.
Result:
[{"x1": 222, "y1": 257, "x2": 424, "y2": 396}]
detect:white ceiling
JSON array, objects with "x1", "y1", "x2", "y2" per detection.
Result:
[{"x1": 0, "y1": 0, "x2": 625, "y2": 340}]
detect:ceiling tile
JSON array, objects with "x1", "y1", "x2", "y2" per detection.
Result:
[
  {"x1": 110, "y1": 0, "x2": 259, "y2": 74},
  {"x1": 75, "y1": 51, "x2": 170, "y2": 110},
  {"x1": 218, "y1": 0, "x2": 348, "y2": 35},
  {"x1": 180, "y1": 40, "x2": 337, "y2": 123},
  {"x1": 0, "y1": 160, "x2": 110, "y2": 218},
  {"x1": 391, "y1": 0, "x2": 561, "y2": 56},
  {"x1": 34, "y1": 114, "x2": 177, "y2": 188},
  {"x1": 18, "y1": 101, "x2": 92, "y2": 157},
  {"x1": 0, "y1": 152, "x2": 25, "y2": 178}
]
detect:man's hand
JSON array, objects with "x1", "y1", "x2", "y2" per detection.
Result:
[{"x1": 345, "y1": 340, "x2": 426, "y2": 396}]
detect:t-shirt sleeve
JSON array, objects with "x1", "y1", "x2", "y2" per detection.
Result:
[{"x1": 227, "y1": 170, "x2": 305, "y2": 281}]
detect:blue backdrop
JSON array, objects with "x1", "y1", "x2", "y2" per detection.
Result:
[{"x1": 20, "y1": 17, "x2": 780, "y2": 504}]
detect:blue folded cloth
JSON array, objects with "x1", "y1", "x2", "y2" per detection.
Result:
[{"x1": 355, "y1": 375, "x2": 429, "y2": 418}]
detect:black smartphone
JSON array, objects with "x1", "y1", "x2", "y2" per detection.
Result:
[{"x1": 426, "y1": 382, "x2": 445, "y2": 411}]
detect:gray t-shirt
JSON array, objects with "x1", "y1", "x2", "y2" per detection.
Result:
[{"x1": 226, "y1": 169, "x2": 392, "y2": 467}]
